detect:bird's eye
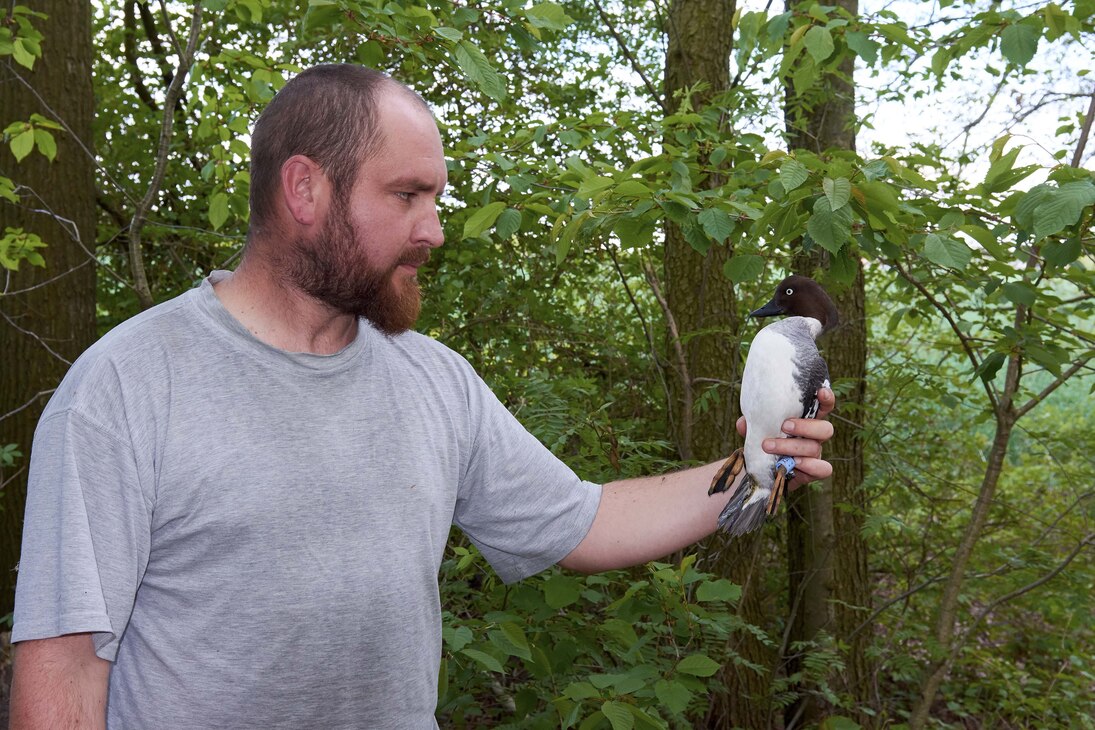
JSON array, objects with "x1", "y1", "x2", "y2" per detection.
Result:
[{"x1": 786, "y1": 288, "x2": 793, "y2": 295}]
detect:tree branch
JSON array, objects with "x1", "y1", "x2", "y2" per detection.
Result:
[
  {"x1": 591, "y1": 0, "x2": 665, "y2": 113},
  {"x1": 891, "y1": 259, "x2": 998, "y2": 410},
  {"x1": 1014, "y1": 354, "x2": 1093, "y2": 420},
  {"x1": 1070, "y1": 86, "x2": 1095, "y2": 168},
  {"x1": 643, "y1": 260, "x2": 693, "y2": 460},
  {"x1": 128, "y1": 0, "x2": 203, "y2": 309}
]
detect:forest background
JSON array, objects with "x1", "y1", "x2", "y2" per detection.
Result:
[{"x1": 1, "y1": 0, "x2": 1093, "y2": 727}]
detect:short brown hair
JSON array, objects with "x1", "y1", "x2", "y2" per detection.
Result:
[{"x1": 248, "y1": 64, "x2": 422, "y2": 234}]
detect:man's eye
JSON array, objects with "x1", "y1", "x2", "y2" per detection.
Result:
[{"x1": 396, "y1": 191, "x2": 414, "y2": 201}]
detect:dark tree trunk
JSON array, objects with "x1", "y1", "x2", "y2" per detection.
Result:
[
  {"x1": 783, "y1": 0, "x2": 872, "y2": 723},
  {"x1": 663, "y1": 2, "x2": 780, "y2": 727},
  {"x1": 0, "y1": 1, "x2": 97, "y2": 613}
]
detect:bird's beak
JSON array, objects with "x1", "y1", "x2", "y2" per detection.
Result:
[{"x1": 749, "y1": 299, "x2": 785, "y2": 318}]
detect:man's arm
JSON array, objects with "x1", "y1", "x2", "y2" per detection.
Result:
[
  {"x1": 559, "y1": 389, "x2": 835, "y2": 574},
  {"x1": 9, "y1": 633, "x2": 110, "y2": 730}
]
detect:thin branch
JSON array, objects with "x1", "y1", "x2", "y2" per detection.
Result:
[
  {"x1": 891, "y1": 258, "x2": 998, "y2": 410},
  {"x1": 643, "y1": 260, "x2": 693, "y2": 461},
  {"x1": 1014, "y1": 355, "x2": 1093, "y2": 420},
  {"x1": 128, "y1": 0, "x2": 203, "y2": 309},
  {"x1": 590, "y1": 0, "x2": 665, "y2": 113},
  {"x1": 0, "y1": 310, "x2": 71, "y2": 365},
  {"x1": 951, "y1": 533, "x2": 1095, "y2": 663},
  {"x1": 1071, "y1": 86, "x2": 1095, "y2": 168},
  {"x1": 0, "y1": 389, "x2": 56, "y2": 424}
]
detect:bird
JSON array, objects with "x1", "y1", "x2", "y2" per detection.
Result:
[{"x1": 708, "y1": 275, "x2": 838, "y2": 536}]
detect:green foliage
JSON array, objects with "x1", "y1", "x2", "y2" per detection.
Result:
[
  {"x1": 0, "y1": 227, "x2": 47, "y2": 270},
  {"x1": 437, "y1": 549, "x2": 749, "y2": 727},
  {"x1": 0, "y1": 5, "x2": 46, "y2": 69}
]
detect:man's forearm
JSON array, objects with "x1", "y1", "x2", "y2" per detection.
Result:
[
  {"x1": 559, "y1": 460, "x2": 740, "y2": 574},
  {"x1": 10, "y1": 633, "x2": 110, "y2": 730}
]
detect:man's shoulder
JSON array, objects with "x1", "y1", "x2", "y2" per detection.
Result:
[{"x1": 45, "y1": 288, "x2": 202, "y2": 419}]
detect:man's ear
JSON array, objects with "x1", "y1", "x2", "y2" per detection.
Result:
[{"x1": 279, "y1": 155, "x2": 328, "y2": 226}]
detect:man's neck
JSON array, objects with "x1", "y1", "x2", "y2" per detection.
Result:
[{"x1": 212, "y1": 255, "x2": 359, "y2": 355}]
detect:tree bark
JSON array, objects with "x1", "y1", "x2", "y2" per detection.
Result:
[
  {"x1": 0, "y1": 1, "x2": 97, "y2": 613},
  {"x1": 663, "y1": 2, "x2": 781, "y2": 727},
  {"x1": 783, "y1": 0, "x2": 872, "y2": 723}
]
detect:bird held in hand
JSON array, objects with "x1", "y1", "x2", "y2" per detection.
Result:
[{"x1": 709, "y1": 275, "x2": 838, "y2": 536}]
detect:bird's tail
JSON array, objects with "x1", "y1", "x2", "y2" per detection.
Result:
[{"x1": 716, "y1": 474, "x2": 769, "y2": 537}]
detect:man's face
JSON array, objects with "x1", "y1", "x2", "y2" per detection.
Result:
[{"x1": 287, "y1": 89, "x2": 447, "y2": 335}]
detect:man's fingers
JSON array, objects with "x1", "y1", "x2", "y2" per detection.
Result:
[
  {"x1": 816, "y1": 387, "x2": 835, "y2": 419},
  {"x1": 736, "y1": 416, "x2": 747, "y2": 438},
  {"x1": 762, "y1": 437, "x2": 823, "y2": 459},
  {"x1": 780, "y1": 416, "x2": 834, "y2": 442}
]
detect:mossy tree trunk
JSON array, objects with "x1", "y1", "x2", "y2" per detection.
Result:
[
  {"x1": 783, "y1": 0, "x2": 872, "y2": 723},
  {"x1": 0, "y1": 1, "x2": 97, "y2": 613}
]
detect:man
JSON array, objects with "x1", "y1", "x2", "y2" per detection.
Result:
[{"x1": 10, "y1": 65, "x2": 834, "y2": 728}]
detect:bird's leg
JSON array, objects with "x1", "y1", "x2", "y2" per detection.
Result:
[
  {"x1": 708, "y1": 448, "x2": 744, "y2": 496},
  {"x1": 766, "y1": 456, "x2": 797, "y2": 516}
]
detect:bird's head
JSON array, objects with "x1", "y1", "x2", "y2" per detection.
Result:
[{"x1": 750, "y1": 275, "x2": 839, "y2": 333}]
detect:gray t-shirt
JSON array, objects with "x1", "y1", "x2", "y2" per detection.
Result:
[{"x1": 13, "y1": 272, "x2": 601, "y2": 728}]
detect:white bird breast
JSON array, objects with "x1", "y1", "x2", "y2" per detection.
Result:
[{"x1": 740, "y1": 325, "x2": 802, "y2": 489}]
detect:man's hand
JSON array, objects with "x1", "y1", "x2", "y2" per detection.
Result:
[{"x1": 736, "y1": 386, "x2": 835, "y2": 488}]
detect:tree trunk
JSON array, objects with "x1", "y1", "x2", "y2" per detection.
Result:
[
  {"x1": 783, "y1": 0, "x2": 872, "y2": 723},
  {"x1": 0, "y1": 1, "x2": 97, "y2": 613},
  {"x1": 663, "y1": 2, "x2": 780, "y2": 727}
]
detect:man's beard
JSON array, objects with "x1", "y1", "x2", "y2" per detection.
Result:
[{"x1": 285, "y1": 201, "x2": 427, "y2": 336}]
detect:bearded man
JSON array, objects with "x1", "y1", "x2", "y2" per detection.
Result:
[{"x1": 9, "y1": 65, "x2": 835, "y2": 728}]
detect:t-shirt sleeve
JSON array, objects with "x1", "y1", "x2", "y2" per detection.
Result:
[
  {"x1": 12, "y1": 409, "x2": 152, "y2": 662},
  {"x1": 452, "y1": 377, "x2": 602, "y2": 584}
]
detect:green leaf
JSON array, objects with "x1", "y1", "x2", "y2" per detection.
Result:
[
  {"x1": 10, "y1": 129, "x2": 34, "y2": 162},
  {"x1": 454, "y1": 41, "x2": 507, "y2": 101},
  {"x1": 922, "y1": 233, "x2": 972, "y2": 270},
  {"x1": 33, "y1": 129, "x2": 56, "y2": 161},
  {"x1": 806, "y1": 196, "x2": 852, "y2": 253},
  {"x1": 11, "y1": 37, "x2": 36, "y2": 69},
  {"x1": 563, "y1": 681, "x2": 600, "y2": 700},
  {"x1": 845, "y1": 31, "x2": 878, "y2": 64},
  {"x1": 556, "y1": 210, "x2": 590, "y2": 266},
  {"x1": 1033, "y1": 182, "x2": 1095, "y2": 239},
  {"x1": 780, "y1": 159, "x2": 809, "y2": 192},
  {"x1": 494, "y1": 208, "x2": 521, "y2": 240},
  {"x1": 803, "y1": 26, "x2": 835, "y2": 63},
  {"x1": 432, "y1": 26, "x2": 463, "y2": 41},
  {"x1": 1000, "y1": 281, "x2": 1037, "y2": 307},
  {"x1": 614, "y1": 214, "x2": 656, "y2": 249},
  {"x1": 208, "y1": 192, "x2": 230, "y2": 230},
  {"x1": 615, "y1": 179, "x2": 652, "y2": 197},
  {"x1": 462, "y1": 201, "x2": 506, "y2": 239},
  {"x1": 1000, "y1": 23, "x2": 1040, "y2": 67},
  {"x1": 723, "y1": 254, "x2": 764, "y2": 284},
  {"x1": 676, "y1": 653, "x2": 720, "y2": 677},
  {"x1": 600, "y1": 701, "x2": 634, "y2": 730},
  {"x1": 1043, "y1": 237, "x2": 1081, "y2": 267},
  {"x1": 823, "y1": 177, "x2": 851, "y2": 210},
  {"x1": 698, "y1": 208, "x2": 734, "y2": 243},
  {"x1": 654, "y1": 679, "x2": 692, "y2": 714},
  {"x1": 577, "y1": 175, "x2": 615, "y2": 199},
  {"x1": 820, "y1": 716, "x2": 863, "y2": 730},
  {"x1": 542, "y1": 573, "x2": 581, "y2": 609},
  {"x1": 974, "y1": 352, "x2": 1007, "y2": 383},
  {"x1": 524, "y1": 2, "x2": 574, "y2": 31},
  {"x1": 695, "y1": 578, "x2": 742, "y2": 602},
  {"x1": 498, "y1": 622, "x2": 531, "y2": 660},
  {"x1": 460, "y1": 648, "x2": 504, "y2": 673}
]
